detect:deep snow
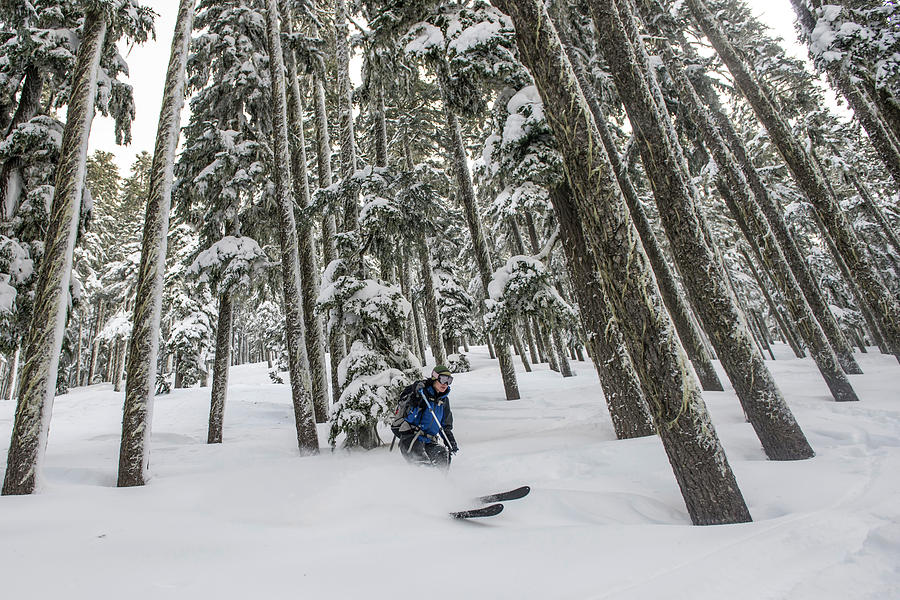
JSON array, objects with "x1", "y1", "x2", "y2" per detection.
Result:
[{"x1": 1, "y1": 344, "x2": 899, "y2": 599}]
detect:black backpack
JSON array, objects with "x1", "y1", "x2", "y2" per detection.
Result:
[{"x1": 390, "y1": 382, "x2": 422, "y2": 439}]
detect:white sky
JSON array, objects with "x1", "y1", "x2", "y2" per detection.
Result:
[{"x1": 89, "y1": 0, "x2": 810, "y2": 175}]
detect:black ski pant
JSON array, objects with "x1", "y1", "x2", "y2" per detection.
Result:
[{"x1": 398, "y1": 432, "x2": 450, "y2": 467}]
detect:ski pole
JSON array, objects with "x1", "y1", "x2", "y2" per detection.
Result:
[{"x1": 419, "y1": 389, "x2": 455, "y2": 459}]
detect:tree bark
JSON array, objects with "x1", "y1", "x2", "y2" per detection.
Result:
[
  {"x1": 265, "y1": 0, "x2": 319, "y2": 454},
  {"x1": 87, "y1": 300, "x2": 103, "y2": 386},
  {"x1": 635, "y1": 0, "x2": 862, "y2": 374},
  {"x1": 552, "y1": 328, "x2": 573, "y2": 377},
  {"x1": 113, "y1": 338, "x2": 127, "y2": 392},
  {"x1": 511, "y1": 326, "x2": 532, "y2": 372},
  {"x1": 750, "y1": 251, "x2": 807, "y2": 359},
  {"x1": 398, "y1": 249, "x2": 422, "y2": 362},
  {"x1": 3, "y1": 10, "x2": 108, "y2": 495},
  {"x1": 440, "y1": 84, "x2": 519, "y2": 400},
  {"x1": 282, "y1": 1, "x2": 330, "y2": 422},
  {"x1": 118, "y1": 0, "x2": 194, "y2": 487},
  {"x1": 417, "y1": 236, "x2": 447, "y2": 366},
  {"x1": 310, "y1": 15, "x2": 345, "y2": 405},
  {"x1": 593, "y1": 0, "x2": 814, "y2": 458},
  {"x1": 554, "y1": 23, "x2": 723, "y2": 392},
  {"x1": 208, "y1": 293, "x2": 232, "y2": 443},
  {"x1": 686, "y1": 0, "x2": 900, "y2": 355},
  {"x1": 496, "y1": 0, "x2": 750, "y2": 524},
  {"x1": 662, "y1": 43, "x2": 858, "y2": 400}
]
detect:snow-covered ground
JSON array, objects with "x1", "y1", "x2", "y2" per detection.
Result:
[{"x1": 2, "y1": 344, "x2": 899, "y2": 599}]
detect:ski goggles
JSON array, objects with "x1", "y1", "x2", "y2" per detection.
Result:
[{"x1": 434, "y1": 373, "x2": 454, "y2": 385}]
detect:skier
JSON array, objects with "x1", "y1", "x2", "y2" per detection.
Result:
[{"x1": 394, "y1": 365, "x2": 459, "y2": 467}]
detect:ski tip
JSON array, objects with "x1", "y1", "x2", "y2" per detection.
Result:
[
  {"x1": 477, "y1": 485, "x2": 531, "y2": 503},
  {"x1": 450, "y1": 503, "x2": 504, "y2": 519}
]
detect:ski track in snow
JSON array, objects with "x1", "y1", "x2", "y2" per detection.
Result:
[{"x1": 1, "y1": 344, "x2": 899, "y2": 599}]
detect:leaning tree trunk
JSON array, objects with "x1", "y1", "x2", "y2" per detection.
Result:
[
  {"x1": 265, "y1": 0, "x2": 319, "y2": 454},
  {"x1": 809, "y1": 205, "x2": 897, "y2": 360},
  {"x1": 591, "y1": 0, "x2": 813, "y2": 460},
  {"x1": 282, "y1": 1, "x2": 329, "y2": 423},
  {"x1": 118, "y1": 0, "x2": 194, "y2": 487},
  {"x1": 208, "y1": 292, "x2": 232, "y2": 443},
  {"x1": 495, "y1": 0, "x2": 750, "y2": 524},
  {"x1": 662, "y1": 44, "x2": 858, "y2": 402},
  {"x1": 636, "y1": 0, "x2": 863, "y2": 375},
  {"x1": 686, "y1": 0, "x2": 900, "y2": 356},
  {"x1": 3, "y1": 10, "x2": 108, "y2": 496},
  {"x1": 842, "y1": 166, "x2": 900, "y2": 260},
  {"x1": 742, "y1": 247, "x2": 806, "y2": 358},
  {"x1": 790, "y1": 0, "x2": 900, "y2": 189},
  {"x1": 554, "y1": 22, "x2": 723, "y2": 392},
  {"x1": 439, "y1": 77, "x2": 519, "y2": 400},
  {"x1": 417, "y1": 235, "x2": 446, "y2": 366}
]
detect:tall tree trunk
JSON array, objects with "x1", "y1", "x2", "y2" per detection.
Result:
[
  {"x1": 511, "y1": 325, "x2": 532, "y2": 372},
  {"x1": 554, "y1": 23, "x2": 723, "y2": 392},
  {"x1": 335, "y1": 0, "x2": 358, "y2": 240},
  {"x1": 635, "y1": 0, "x2": 862, "y2": 375},
  {"x1": 208, "y1": 293, "x2": 232, "y2": 444},
  {"x1": 809, "y1": 205, "x2": 895, "y2": 358},
  {"x1": 113, "y1": 338, "x2": 126, "y2": 392},
  {"x1": 3, "y1": 10, "x2": 108, "y2": 496},
  {"x1": 843, "y1": 167, "x2": 900, "y2": 260},
  {"x1": 398, "y1": 249, "x2": 421, "y2": 362},
  {"x1": 73, "y1": 318, "x2": 83, "y2": 388},
  {"x1": 310, "y1": 14, "x2": 344, "y2": 405},
  {"x1": 440, "y1": 80, "x2": 519, "y2": 400},
  {"x1": 265, "y1": 0, "x2": 319, "y2": 454},
  {"x1": 660, "y1": 43, "x2": 858, "y2": 400},
  {"x1": 283, "y1": 1, "x2": 329, "y2": 423},
  {"x1": 412, "y1": 297, "x2": 428, "y2": 362},
  {"x1": 373, "y1": 81, "x2": 388, "y2": 168},
  {"x1": 686, "y1": 0, "x2": 900, "y2": 356},
  {"x1": 86, "y1": 300, "x2": 103, "y2": 386},
  {"x1": 741, "y1": 248, "x2": 802, "y2": 355},
  {"x1": 496, "y1": 0, "x2": 750, "y2": 524},
  {"x1": 118, "y1": 0, "x2": 194, "y2": 487},
  {"x1": 508, "y1": 218, "x2": 545, "y2": 366},
  {"x1": 552, "y1": 328, "x2": 573, "y2": 377},
  {"x1": 417, "y1": 235, "x2": 447, "y2": 366},
  {"x1": 594, "y1": 0, "x2": 814, "y2": 457}
]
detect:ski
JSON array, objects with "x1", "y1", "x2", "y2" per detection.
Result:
[
  {"x1": 477, "y1": 485, "x2": 530, "y2": 504},
  {"x1": 450, "y1": 503, "x2": 504, "y2": 519}
]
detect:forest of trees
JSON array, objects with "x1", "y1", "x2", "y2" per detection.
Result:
[{"x1": 0, "y1": 0, "x2": 898, "y2": 525}]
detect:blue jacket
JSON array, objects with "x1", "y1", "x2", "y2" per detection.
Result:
[{"x1": 403, "y1": 380, "x2": 456, "y2": 446}]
